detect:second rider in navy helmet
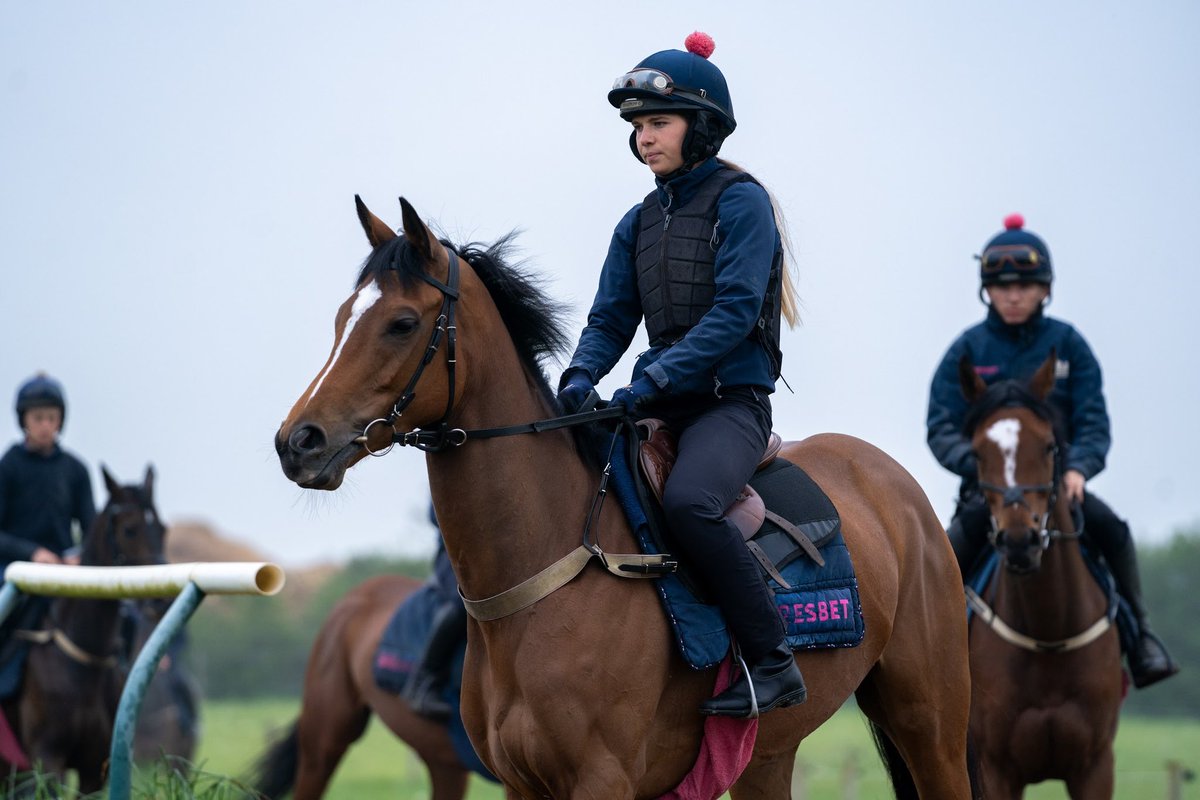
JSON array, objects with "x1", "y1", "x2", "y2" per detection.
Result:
[{"x1": 557, "y1": 32, "x2": 806, "y2": 719}]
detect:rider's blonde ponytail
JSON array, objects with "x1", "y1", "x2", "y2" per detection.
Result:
[{"x1": 717, "y1": 160, "x2": 800, "y2": 329}]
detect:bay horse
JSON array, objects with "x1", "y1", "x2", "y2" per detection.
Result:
[
  {"x1": 959, "y1": 353, "x2": 1124, "y2": 798},
  {"x1": 247, "y1": 573, "x2": 474, "y2": 800},
  {"x1": 274, "y1": 196, "x2": 976, "y2": 798},
  {"x1": 0, "y1": 465, "x2": 166, "y2": 794}
]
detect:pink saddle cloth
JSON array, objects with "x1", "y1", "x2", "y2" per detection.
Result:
[
  {"x1": 0, "y1": 706, "x2": 30, "y2": 770},
  {"x1": 657, "y1": 655, "x2": 758, "y2": 800}
]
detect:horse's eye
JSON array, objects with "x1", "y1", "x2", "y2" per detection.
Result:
[{"x1": 387, "y1": 318, "x2": 419, "y2": 337}]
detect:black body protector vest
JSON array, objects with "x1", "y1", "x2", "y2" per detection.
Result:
[{"x1": 635, "y1": 168, "x2": 784, "y2": 379}]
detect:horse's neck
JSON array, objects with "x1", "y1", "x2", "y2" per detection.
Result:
[
  {"x1": 427, "y1": 346, "x2": 629, "y2": 605},
  {"x1": 995, "y1": 496, "x2": 1105, "y2": 638}
]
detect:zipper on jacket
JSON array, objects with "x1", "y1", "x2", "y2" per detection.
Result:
[{"x1": 661, "y1": 187, "x2": 674, "y2": 231}]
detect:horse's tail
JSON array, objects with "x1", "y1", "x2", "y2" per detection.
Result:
[
  {"x1": 966, "y1": 730, "x2": 984, "y2": 799},
  {"x1": 244, "y1": 718, "x2": 299, "y2": 799},
  {"x1": 867, "y1": 721, "x2": 918, "y2": 800}
]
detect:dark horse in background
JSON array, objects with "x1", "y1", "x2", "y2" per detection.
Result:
[
  {"x1": 274, "y1": 196, "x2": 977, "y2": 798},
  {"x1": 248, "y1": 574, "x2": 476, "y2": 800},
  {"x1": 959, "y1": 353, "x2": 1124, "y2": 798},
  {"x1": 0, "y1": 465, "x2": 166, "y2": 794}
]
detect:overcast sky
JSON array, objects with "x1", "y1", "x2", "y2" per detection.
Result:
[{"x1": 2, "y1": 2, "x2": 1197, "y2": 568}]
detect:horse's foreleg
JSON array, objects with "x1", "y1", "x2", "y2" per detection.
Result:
[
  {"x1": 1066, "y1": 750, "x2": 1114, "y2": 800},
  {"x1": 728, "y1": 747, "x2": 795, "y2": 800},
  {"x1": 428, "y1": 763, "x2": 470, "y2": 800},
  {"x1": 292, "y1": 704, "x2": 370, "y2": 800}
]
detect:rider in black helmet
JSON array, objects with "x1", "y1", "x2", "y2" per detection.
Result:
[
  {"x1": 1, "y1": 373, "x2": 94, "y2": 572},
  {"x1": 926, "y1": 214, "x2": 1179, "y2": 689}
]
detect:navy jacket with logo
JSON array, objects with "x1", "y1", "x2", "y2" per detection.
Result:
[
  {"x1": 927, "y1": 307, "x2": 1111, "y2": 493},
  {"x1": 566, "y1": 157, "x2": 781, "y2": 398}
]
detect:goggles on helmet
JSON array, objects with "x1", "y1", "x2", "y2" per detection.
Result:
[
  {"x1": 614, "y1": 69, "x2": 675, "y2": 94},
  {"x1": 979, "y1": 245, "x2": 1044, "y2": 276}
]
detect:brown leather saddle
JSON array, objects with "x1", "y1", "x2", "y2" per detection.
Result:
[{"x1": 635, "y1": 419, "x2": 826, "y2": 589}]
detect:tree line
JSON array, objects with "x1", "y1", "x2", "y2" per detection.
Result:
[{"x1": 183, "y1": 529, "x2": 1199, "y2": 717}]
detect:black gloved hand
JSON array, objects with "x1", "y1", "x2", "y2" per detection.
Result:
[
  {"x1": 609, "y1": 376, "x2": 659, "y2": 415},
  {"x1": 557, "y1": 369, "x2": 596, "y2": 414}
]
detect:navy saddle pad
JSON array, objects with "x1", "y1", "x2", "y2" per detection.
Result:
[
  {"x1": 372, "y1": 583, "x2": 496, "y2": 782},
  {"x1": 609, "y1": 429, "x2": 865, "y2": 670}
]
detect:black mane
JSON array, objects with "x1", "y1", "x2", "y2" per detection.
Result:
[
  {"x1": 355, "y1": 233, "x2": 573, "y2": 409},
  {"x1": 962, "y1": 378, "x2": 1065, "y2": 444}
]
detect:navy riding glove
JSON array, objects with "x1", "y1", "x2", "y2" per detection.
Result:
[
  {"x1": 609, "y1": 376, "x2": 660, "y2": 414},
  {"x1": 557, "y1": 369, "x2": 596, "y2": 414}
]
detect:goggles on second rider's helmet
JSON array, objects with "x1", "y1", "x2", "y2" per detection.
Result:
[{"x1": 978, "y1": 244, "x2": 1052, "y2": 284}]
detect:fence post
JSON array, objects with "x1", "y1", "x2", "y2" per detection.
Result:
[{"x1": 108, "y1": 581, "x2": 205, "y2": 800}]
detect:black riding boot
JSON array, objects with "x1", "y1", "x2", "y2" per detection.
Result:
[
  {"x1": 1103, "y1": 536, "x2": 1179, "y2": 688},
  {"x1": 699, "y1": 641, "x2": 807, "y2": 719},
  {"x1": 401, "y1": 601, "x2": 467, "y2": 719},
  {"x1": 693, "y1": 538, "x2": 807, "y2": 719}
]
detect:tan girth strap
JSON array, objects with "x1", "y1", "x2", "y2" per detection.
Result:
[
  {"x1": 965, "y1": 587, "x2": 1112, "y2": 653},
  {"x1": 14, "y1": 628, "x2": 118, "y2": 668},
  {"x1": 459, "y1": 545, "x2": 671, "y2": 622}
]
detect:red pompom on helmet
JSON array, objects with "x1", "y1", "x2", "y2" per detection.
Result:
[
  {"x1": 1003, "y1": 212, "x2": 1025, "y2": 231},
  {"x1": 685, "y1": 31, "x2": 716, "y2": 59}
]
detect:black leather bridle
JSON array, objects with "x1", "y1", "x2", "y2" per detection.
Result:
[{"x1": 354, "y1": 243, "x2": 623, "y2": 455}]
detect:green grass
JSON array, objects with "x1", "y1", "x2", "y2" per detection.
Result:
[{"x1": 185, "y1": 698, "x2": 1200, "y2": 799}]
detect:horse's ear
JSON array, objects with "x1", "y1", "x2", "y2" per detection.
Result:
[
  {"x1": 101, "y1": 464, "x2": 120, "y2": 497},
  {"x1": 399, "y1": 197, "x2": 439, "y2": 265},
  {"x1": 958, "y1": 355, "x2": 988, "y2": 404},
  {"x1": 142, "y1": 464, "x2": 155, "y2": 500},
  {"x1": 1029, "y1": 348, "x2": 1058, "y2": 400},
  {"x1": 355, "y1": 195, "x2": 397, "y2": 249}
]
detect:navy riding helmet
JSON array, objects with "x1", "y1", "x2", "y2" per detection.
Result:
[
  {"x1": 15, "y1": 372, "x2": 67, "y2": 429},
  {"x1": 609, "y1": 32, "x2": 736, "y2": 167},
  {"x1": 978, "y1": 213, "x2": 1054, "y2": 290}
]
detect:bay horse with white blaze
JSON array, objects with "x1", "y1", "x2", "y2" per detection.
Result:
[
  {"x1": 959, "y1": 353, "x2": 1124, "y2": 798},
  {"x1": 274, "y1": 196, "x2": 976, "y2": 799}
]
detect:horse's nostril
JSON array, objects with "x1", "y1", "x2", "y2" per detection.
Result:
[{"x1": 288, "y1": 424, "x2": 327, "y2": 455}]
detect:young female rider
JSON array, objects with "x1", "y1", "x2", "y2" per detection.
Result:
[
  {"x1": 556, "y1": 33, "x2": 805, "y2": 718},
  {"x1": 926, "y1": 214, "x2": 1178, "y2": 689}
]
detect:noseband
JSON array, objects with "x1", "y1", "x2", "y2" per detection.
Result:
[{"x1": 977, "y1": 443, "x2": 1075, "y2": 553}]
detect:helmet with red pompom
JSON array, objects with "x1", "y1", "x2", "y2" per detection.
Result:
[
  {"x1": 977, "y1": 213, "x2": 1054, "y2": 288},
  {"x1": 609, "y1": 32, "x2": 735, "y2": 130},
  {"x1": 609, "y1": 32, "x2": 736, "y2": 166}
]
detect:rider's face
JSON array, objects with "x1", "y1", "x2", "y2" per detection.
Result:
[
  {"x1": 22, "y1": 406, "x2": 62, "y2": 453},
  {"x1": 986, "y1": 282, "x2": 1049, "y2": 325},
  {"x1": 631, "y1": 113, "x2": 688, "y2": 177}
]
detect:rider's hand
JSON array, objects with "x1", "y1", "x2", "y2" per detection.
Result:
[
  {"x1": 557, "y1": 369, "x2": 596, "y2": 414},
  {"x1": 30, "y1": 547, "x2": 62, "y2": 565},
  {"x1": 1063, "y1": 469, "x2": 1086, "y2": 504},
  {"x1": 610, "y1": 376, "x2": 659, "y2": 414}
]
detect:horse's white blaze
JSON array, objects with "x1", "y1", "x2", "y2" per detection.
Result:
[
  {"x1": 986, "y1": 418, "x2": 1022, "y2": 487},
  {"x1": 304, "y1": 281, "x2": 382, "y2": 407}
]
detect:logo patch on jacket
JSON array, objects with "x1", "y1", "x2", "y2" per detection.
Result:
[
  {"x1": 1055, "y1": 359, "x2": 1070, "y2": 379},
  {"x1": 974, "y1": 365, "x2": 1000, "y2": 377}
]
